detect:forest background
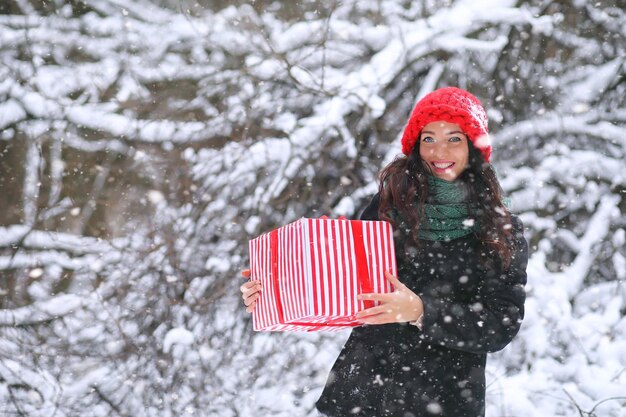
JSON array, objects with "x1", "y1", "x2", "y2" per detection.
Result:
[{"x1": 0, "y1": 0, "x2": 624, "y2": 416}]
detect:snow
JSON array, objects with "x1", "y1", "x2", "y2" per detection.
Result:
[
  {"x1": 0, "y1": 98, "x2": 26, "y2": 130},
  {"x1": 0, "y1": 225, "x2": 115, "y2": 255},
  {"x1": 434, "y1": 34, "x2": 509, "y2": 52},
  {"x1": 205, "y1": 257, "x2": 231, "y2": 273},
  {"x1": 0, "y1": 1, "x2": 624, "y2": 416},
  {"x1": 333, "y1": 196, "x2": 356, "y2": 218},
  {"x1": 65, "y1": 106, "x2": 209, "y2": 143},
  {"x1": 0, "y1": 294, "x2": 82, "y2": 326},
  {"x1": 568, "y1": 58, "x2": 624, "y2": 106},
  {"x1": 163, "y1": 328, "x2": 194, "y2": 354}
]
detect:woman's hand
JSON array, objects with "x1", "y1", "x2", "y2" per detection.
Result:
[
  {"x1": 239, "y1": 269, "x2": 262, "y2": 313},
  {"x1": 355, "y1": 271, "x2": 424, "y2": 325}
]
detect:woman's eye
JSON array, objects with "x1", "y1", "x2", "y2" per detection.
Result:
[
  {"x1": 449, "y1": 136, "x2": 462, "y2": 142},
  {"x1": 422, "y1": 136, "x2": 435, "y2": 143}
]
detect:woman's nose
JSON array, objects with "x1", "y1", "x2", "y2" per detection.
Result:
[{"x1": 430, "y1": 142, "x2": 449, "y2": 158}]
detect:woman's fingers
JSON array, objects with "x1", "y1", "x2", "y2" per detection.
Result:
[
  {"x1": 244, "y1": 292, "x2": 261, "y2": 307},
  {"x1": 358, "y1": 313, "x2": 396, "y2": 325},
  {"x1": 383, "y1": 270, "x2": 404, "y2": 289},
  {"x1": 239, "y1": 281, "x2": 250, "y2": 292},
  {"x1": 357, "y1": 292, "x2": 394, "y2": 303},
  {"x1": 239, "y1": 280, "x2": 255, "y2": 294},
  {"x1": 241, "y1": 281, "x2": 262, "y2": 300},
  {"x1": 240, "y1": 268, "x2": 260, "y2": 313},
  {"x1": 355, "y1": 304, "x2": 393, "y2": 319},
  {"x1": 242, "y1": 284, "x2": 261, "y2": 313}
]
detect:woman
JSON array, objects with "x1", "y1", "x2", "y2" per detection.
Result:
[{"x1": 240, "y1": 87, "x2": 528, "y2": 416}]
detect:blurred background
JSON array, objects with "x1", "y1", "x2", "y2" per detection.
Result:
[{"x1": 0, "y1": 0, "x2": 624, "y2": 416}]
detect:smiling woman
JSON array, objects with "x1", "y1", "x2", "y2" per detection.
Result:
[
  {"x1": 313, "y1": 87, "x2": 528, "y2": 417},
  {"x1": 241, "y1": 87, "x2": 528, "y2": 417}
]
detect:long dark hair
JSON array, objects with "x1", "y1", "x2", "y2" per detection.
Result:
[{"x1": 378, "y1": 139, "x2": 514, "y2": 270}]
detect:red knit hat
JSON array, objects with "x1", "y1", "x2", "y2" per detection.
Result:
[{"x1": 400, "y1": 87, "x2": 491, "y2": 162}]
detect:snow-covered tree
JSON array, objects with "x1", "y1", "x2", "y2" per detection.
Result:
[{"x1": 0, "y1": 1, "x2": 624, "y2": 416}]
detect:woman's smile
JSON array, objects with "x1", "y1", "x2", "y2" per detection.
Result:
[{"x1": 431, "y1": 161, "x2": 455, "y2": 171}]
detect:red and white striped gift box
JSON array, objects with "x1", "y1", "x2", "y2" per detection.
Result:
[{"x1": 248, "y1": 217, "x2": 397, "y2": 332}]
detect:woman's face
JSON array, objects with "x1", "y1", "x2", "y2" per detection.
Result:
[{"x1": 419, "y1": 121, "x2": 469, "y2": 181}]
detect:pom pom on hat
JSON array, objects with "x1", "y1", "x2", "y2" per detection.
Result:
[{"x1": 400, "y1": 87, "x2": 491, "y2": 162}]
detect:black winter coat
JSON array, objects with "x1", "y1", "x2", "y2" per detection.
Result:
[{"x1": 316, "y1": 194, "x2": 528, "y2": 417}]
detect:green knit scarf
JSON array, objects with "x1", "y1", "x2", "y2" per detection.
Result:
[
  {"x1": 418, "y1": 175, "x2": 479, "y2": 241},
  {"x1": 389, "y1": 175, "x2": 480, "y2": 242}
]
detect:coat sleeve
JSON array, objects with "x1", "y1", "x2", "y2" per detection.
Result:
[
  {"x1": 358, "y1": 193, "x2": 381, "y2": 221},
  {"x1": 418, "y1": 216, "x2": 528, "y2": 354}
]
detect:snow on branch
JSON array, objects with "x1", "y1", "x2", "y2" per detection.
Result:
[
  {"x1": 0, "y1": 99, "x2": 26, "y2": 131},
  {"x1": 472, "y1": 4, "x2": 558, "y2": 34},
  {"x1": 433, "y1": 34, "x2": 509, "y2": 52},
  {"x1": 65, "y1": 105, "x2": 212, "y2": 144},
  {"x1": 0, "y1": 294, "x2": 83, "y2": 326},
  {"x1": 0, "y1": 226, "x2": 115, "y2": 255},
  {"x1": 502, "y1": 150, "x2": 625, "y2": 195},
  {"x1": 0, "y1": 251, "x2": 106, "y2": 271},
  {"x1": 85, "y1": 0, "x2": 173, "y2": 23},
  {"x1": 560, "y1": 195, "x2": 621, "y2": 298},
  {"x1": 60, "y1": 128, "x2": 129, "y2": 153},
  {"x1": 495, "y1": 113, "x2": 624, "y2": 149},
  {"x1": 22, "y1": 138, "x2": 41, "y2": 227},
  {"x1": 5, "y1": 83, "x2": 226, "y2": 145},
  {"x1": 527, "y1": 195, "x2": 621, "y2": 300},
  {"x1": 567, "y1": 58, "x2": 624, "y2": 106}
]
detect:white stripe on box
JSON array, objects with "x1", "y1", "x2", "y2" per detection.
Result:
[
  {"x1": 326, "y1": 219, "x2": 337, "y2": 317},
  {"x1": 298, "y1": 220, "x2": 308, "y2": 319},
  {"x1": 317, "y1": 219, "x2": 327, "y2": 317},
  {"x1": 255, "y1": 236, "x2": 262, "y2": 329},
  {"x1": 289, "y1": 224, "x2": 298, "y2": 322},
  {"x1": 333, "y1": 219, "x2": 342, "y2": 318},
  {"x1": 276, "y1": 229, "x2": 284, "y2": 323},
  {"x1": 334, "y1": 220, "x2": 343, "y2": 318},
  {"x1": 319, "y1": 220, "x2": 330, "y2": 317},
  {"x1": 278, "y1": 227, "x2": 289, "y2": 321},
  {"x1": 336, "y1": 220, "x2": 345, "y2": 318},
  {"x1": 254, "y1": 236, "x2": 264, "y2": 330},
  {"x1": 365, "y1": 222, "x2": 374, "y2": 295},
  {"x1": 267, "y1": 232, "x2": 279, "y2": 328},
  {"x1": 302, "y1": 219, "x2": 315, "y2": 317},
  {"x1": 375, "y1": 222, "x2": 384, "y2": 294},
  {"x1": 380, "y1": 222, "x2": 389, "y2": 293},
  {"x1": 387, "y1": 223, "x2": 398, "y2": 284},
  {"x1": 286, "y1": 225, "x2": 296, "y2": 322},
  {"x1": 340, "y1": 220, "x2": 352, "y2": 315},
  {"x1": 294, "y1": 221, "x2": 303, "y2": 320},
  {"x1": 347, "y1": 221, "x2": 361, "y2": 311},
  {"x1": 384, "y1": 222, "x2": 394, "y2": 291},
  {"x1": 261, "y1": 234, "x2": 271, "y2": 329},
  {"x1": 249, "y1": 239, "x2": 257, "y2": 330},
  {"x1": 362, "y1": 221, "x2": 372, "y2": 304},
  {"x1": 379, "y1": 222, "x2": 387, "y2": 292},
  {"x1": 324, "y1": 220, "x2": 333, "y2": 317},
  {"x1": 294, "y1": 221, "x2": 304, "y2": 320},
  {"x1": 286, "y1": 223, "x2": 298, "y2": 318},
  {"x1": 253, "y1": 237, "x2": 265, "y2": 330},
  {"x1": 310, "y1": 219, "x2": 322, "y2": 316},
  {"x1": 373, "y1": 222, "x2": 387, "y2": 300}
]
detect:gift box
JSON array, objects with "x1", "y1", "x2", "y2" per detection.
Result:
[{"x1": 248, "y1": 216, "x2": 397, "y2": 331}]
